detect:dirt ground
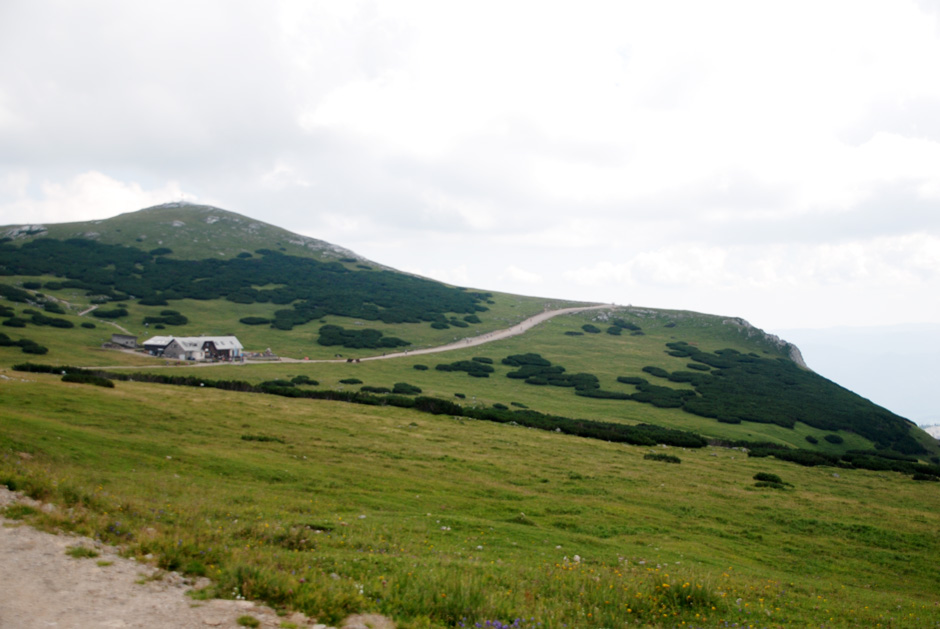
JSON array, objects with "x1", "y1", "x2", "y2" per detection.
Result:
[{"x1": 0, "y1": 488, "x2": 393, "y2": 629}]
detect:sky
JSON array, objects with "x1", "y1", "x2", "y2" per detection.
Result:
[{"x1": 1, "y1": 1, "x2": 938, "y2": 424}]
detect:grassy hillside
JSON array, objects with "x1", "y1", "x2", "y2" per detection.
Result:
[
  {"x1": 2, "y1": 203, "x2": 940, "y2": 626},
  {"x1": 2, "y1": 372, "x2": 939, "y2": 627}
]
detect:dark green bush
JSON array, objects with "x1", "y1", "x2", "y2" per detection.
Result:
[
  {"x1": 2, "y1": 317, "x2": 27, "y2": 328},
  {"x1": 492, "y1": 403, "x2": 508, "y2": 410},
  {"x1": 644, "y1": 453, "x2": 681, "y2": 464},
  {"x1": 912, "y1": 474, "x2": 939, "y2": 482},
  {"x1": 564, "y1": 331, "x2": 583, "y2": 336},
  {"x1": 241, "y1": 434, "x2": 284, "y2": 443},
  {"x1": 454, "y1": 393, "x2": 466, "y2": 399},
  {"x1": 472, "y1": 356, "x2": 493, "y2": 364},
  {"x1": 80, "y1": 322, "x2": 96, "y2": 329},
  {"x1": 392, "y1": 382, "x2": 422, "y2": 395},
  {"x1": 606, "y1": 326, "x2": 622, "y2": 335},
  {"x1": 824, "y1": 434, "x2": 844, "y2": 444},
  {"x1": 62, "y1": 373, "x2": 114, "y2": 388},
  {"x1": 361, "y1": 385, "x2": 392, "y2": 394},
  {"x1": 413, "y1": 364, "x2": 429, "y2": 371},
  {"x1": 753, "y1": 472, "x2": 784, "y2": 484},
  {"x1": 805, "y1": 435, "x2": 819, "y2": 444},
  {"x1": 92, "y1": 308, "x2": 128, "y2": 319},
  {"x1": 239, "y1": 317, "x2": 271, "y2": 325},
  {"x1": 290, "y1": 375, "x2": 318, "y2": 386},
  {"x1": 149, "y1": 247, "x2": 173, "y2": 255},
  {"x1": 339, "y1": 378, "x2": 363, "y2": 385},
  {"x1": 581, "y1": 324, "x2": 601, "y2": 334}
]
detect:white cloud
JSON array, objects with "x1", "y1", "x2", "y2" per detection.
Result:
[
  {"x1": 0, "y1": 171, "x2": 195, "y2": 225},
  {"x1": 501, "y1": 265, "x2": 543, "y2": 285}
]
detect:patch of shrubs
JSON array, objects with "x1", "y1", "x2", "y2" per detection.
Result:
[
  {"x1": 240, "y1": 434, "x2": 285, "y2": 443},
  {"x1": 138, "y1": 297, "x2": 169, "y2": 306},
  {"x1": 239, "y1": 317, "x2": 271, "y2": 325},
  {"x1": 392, "y1": 382, "x2": 422, "y2": 395},
  {"x1": 824, "y1": 434, "x2": 844, "y2": 444},
  {"x1": 413, "y1": 364, "x2": 429, "y2": 371},
  {"x1": 290, "y1": 375, "x2": 319, "y2": 386},
  {"x1": 92, "y1": 308, "x2": 128, "y2": 319},
  {"x1": 492, "y1": 403, "x2": 508, "y2": 410},
  {"x1": 62, "y1": 373, "x2": 114, "y2": 388},
  {"x1": 581, "y1": 324, "x2": 601, "y2": 334},
  {"x1": 436, "y1": 360, "x2": 494, "y2": 378},
  {"x1": 644, "y1": 453, "x2": 681, "y2": 464},
  {"x1": 339, "y1": 378, "x2": 363, "y2": 385},
  {"x1": 805, "y1": 435, "x2": 819, "y2": 444},
  {"x1": 0, "y1": 333, "x2": 48, "y2": 354},
  {"x1": 454, "y1": 393, "x2": 466, "y2": 399},
  {"x1": 260, "y1": 379, "x2": 295, "y2": 388},
  {"x1": 0, "y1": 283, "x2": 32, "y2": 303},
  {"x1": 2, "y1": 317, "x2": 27, "y2": 328},
  {"x1": 317, "y1": 325, "x2": 409, "y2": 350},
  {"x1": 564, "y1": 331, "x2": 584, "y2": 336},
  {"x1": 143, "y1": 309, "x2": 188, "y2": 326},
  {"x1": 753, "y1": 472, "x2": 788, "y2": 489},
  {"x1": 912, "y1": 474, "x2": 939, "y2": 482},
  {"x1": 80, "y1": 322, "x2": 96, "y2": 329}
]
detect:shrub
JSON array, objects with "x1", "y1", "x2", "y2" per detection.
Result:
[
  {"x1": 260, "y1": 379, "x2": 295, "y2": 388},
  {"x1": 361, "y1": 385, "x2": 392, "y2": 394},
  {"x1": 581, "y1": 324, "x2": 601, "y2": 334},
  {"x1": 92, "y1": 308, "x2": 128, "y2": 319},
  {"x1": 472, "y1": 356, "x2": 493, "y2": 364},
  {"x1": 80, "y1": 322, "x2": 96, "y2": 329},
  {"x1": 2, "y1": 317, "x2": 27, "y2": 328},
  {"x1": 606, "y1": 326, "x2": 622, "y2": 335},
  {"x1": 62, "y1": 373, "x2": 114, "y2": 388},
  {"x1": 824, "y1": 434, "x2": 844, "y2": 444},
  {"x1": 339, "y1": 378, "x2": 363, "y2": 385},
  {"x1": 413, "y1": 364, "x2": 429, "y2": 371},
  {"x1": 290, "y1": 375, "x2": 318, "y2": 386},
  {"x1": 564, "y1": 331, "x2": 583, "y2": 336},
  {"x1": 492, "y1": 403, "x2": 508, "y2": 410},
  {"x1": 149, "y1": 247, "x2": 173, "y2": 256},
  {"x1": 241, "y1": 435, "x2": 285, "y2": 444},
  {"x1": 753, "y1": 472, "x2": 783, "y2": 484},
  {"x1": 912, "y1": 474, "x2": 939, "y2": 482},
  {"x1": 805, "y1": 435, "x2": 819, "y2": 444},
  {"x1": 239, "y1": 317, "x2": 271, "y2": 325},
  {"x1": 644, "y1": 453, "x2": 681, "y2": 464},
  {"x1": 392, "y1": 382, "x2": 422, "y2": 395},
  {"x1": 138, "y1": 297, "x2": 169, "y2": 306}
]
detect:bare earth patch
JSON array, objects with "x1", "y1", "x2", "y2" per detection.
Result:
[{"x1": 0, "y1": 488, "x2": 391, "y2": 629}]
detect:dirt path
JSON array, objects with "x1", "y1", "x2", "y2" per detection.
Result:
[
  {"x1": 357, "y1": 303, "x2": 611, "y2": 361},
  {"x1": 0, "y1": 488, "x2": 390, "y2": 629}
]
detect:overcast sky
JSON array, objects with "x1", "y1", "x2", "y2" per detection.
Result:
[{"x1": 1, "y1": 1, "x2": 938, "y2": 422}]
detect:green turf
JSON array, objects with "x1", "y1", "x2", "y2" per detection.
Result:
[{"x1": 2, "y1": 371, "x2": 939, "y2": 627}]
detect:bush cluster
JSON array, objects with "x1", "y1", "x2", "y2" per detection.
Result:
[
  {"x1": 435, "y1": 360, "x2": 494, "y2": 378},
  {"x1": 317, "y1": 325, "x2": 409, "y2": 350},
  {"x1": 143, "y1": 309, "x2": 188, "y2": 326},
  {"x1": 0, "y1": 333, "x2": 48, "y2": 354}
]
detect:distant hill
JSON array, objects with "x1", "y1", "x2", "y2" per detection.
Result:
[
  {"x1": 1, "y1": 202, "x2": 937, "y2": 462},
  {"x1": 0, "y1": 202, "x2": 368, "y2": 263}
]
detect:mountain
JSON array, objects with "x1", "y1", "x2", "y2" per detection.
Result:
[
  {"x1": 1, "y1": 202, "x2": 367, "y2": 263},
  {"x1": 3, "y1": 202, "x2": 940, "y2": 627},
  {"x1": 0, "y1": 202, "x2": 937, "y2": 461}
]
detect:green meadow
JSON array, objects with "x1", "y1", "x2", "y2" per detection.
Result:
[{"x1": 2, "y1": 370, "x2": 939, "y2": 627}]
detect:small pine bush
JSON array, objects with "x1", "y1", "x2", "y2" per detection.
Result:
[{"x1": 644, "y1": 453, "x2": 681, "y2": 464}]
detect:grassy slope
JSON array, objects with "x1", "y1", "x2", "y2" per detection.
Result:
[{"x1": 2, "y1": 372, "x2": 939, "y2": 627}]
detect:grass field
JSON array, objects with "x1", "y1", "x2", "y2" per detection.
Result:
[{"x1": 2, "y1": 371, "x2": 940, "y2": 627}]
